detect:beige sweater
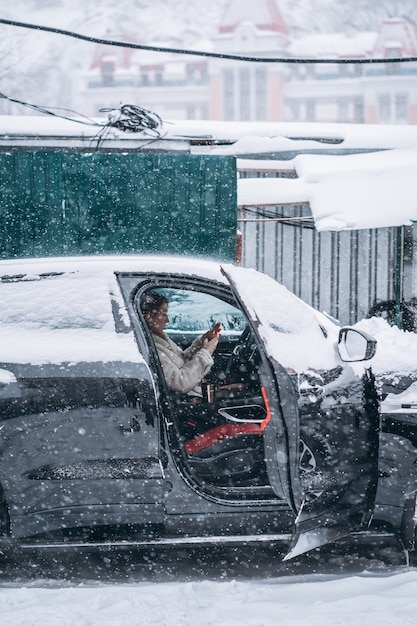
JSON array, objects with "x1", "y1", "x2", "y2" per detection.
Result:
[{"x1": 152, "y1": 333, "x2": 214, "y2": 397}]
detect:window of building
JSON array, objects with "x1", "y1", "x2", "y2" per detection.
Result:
[
  {"x1": 155, "y1": 67, "x2": 164, "y2": 86},
  {"x1": 339, "y1": 98, "x2": 349, "y2": 122},
  {"x1": 186, "y1": 63, "x2": 208, "y2": 85},
  {"x1": 187, "y1": 105, "x2": 196, "y2": 119},
  {"x1": 354, "y1": 64, "x2": 363, "y2": 77},
  {"x1": 140, "y1": 68, "x2": 150, "y2": 86},
  {"x1": 286, "y1": 100, "x2": 300, "y2": 122},
  {"x1": 101, "y1": 61, "x2": 115, "y2": 87},
  {"x1": 187, "y1": 104, "x2": 209, "y2": 120},
  {"x1": 223, "y1": 69, "x2": 235, "y2": 120},
  {"x1": 239, "y1": 68, "x2": 251, "y2": 120},
  {"x1": 378, "y1": 94, "x2": 392, "y2": 122},
  {"x1": 255, "y1": 68, "x2": 267, "y2": 120},
  {"x1": 200, "y1": 64, "x2": 208, "y2": 84},
  {"x1": 395, "y1": 93, "x2": 408, "y2": 122},
  {"x1": 338, "y1": 63, "x2": 362, "y2": 78},
  {"x1": 296, "y1": 65, "x2": 308, "y2": 80},
  {"x1": 305, "y1": 99, "x2": 316, "y2": 122},
  {"x1": 385, "y1": 47, "x2": 402, "y2": 75},
  {"x1": 186, "y1": 64, "x2": 196, "y2": 84},
  {"x1": 306, "y1": 65, "x2": 316, "y2": 79},
  {"x1": 353, "y1": 97, "x2": 364, "y2": 123},
  {"x1": 339, "y1": 63, "x2": 351, "y2": 78}
]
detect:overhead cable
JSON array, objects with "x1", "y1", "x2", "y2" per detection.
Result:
[
  {"x1": 0, "y1": 91, "x2": 101, "y2": 126},
  {"x1": 0, "y1": 17, "x2": 417, "y2": 64}
]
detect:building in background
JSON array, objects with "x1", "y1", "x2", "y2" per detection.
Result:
[
  {"x1": 285, "y1": 18, "x2": 417, "y2": 124},
  {"x1": 209, "y1": 0, "x2": 290, "y2": 122},
  {"x1": 79, "y1": 0, "x2": 417, "y2": 125},
  {"x1": 80, "y1": 33, "x2": 211, "y2": 121}
]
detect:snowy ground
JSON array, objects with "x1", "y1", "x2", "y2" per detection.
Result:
[
  {"x1": 1, "y1": 543, "x2": 417, "y2": 625},
  {"x1": 2, "y1": 571, "x2": 417, "y2": 626}
]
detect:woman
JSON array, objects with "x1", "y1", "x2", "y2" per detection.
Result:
[{"x1": 141, "y1": 291, "x2": 220, "y2": 398}]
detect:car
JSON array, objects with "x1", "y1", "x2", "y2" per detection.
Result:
[{"x1": 0, "y1": 255, "x2": 415, "y2": 561}]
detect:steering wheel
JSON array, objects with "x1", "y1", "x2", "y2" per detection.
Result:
[{"x1": 223, "y1": 325, "x2": 258, "y2": 380}]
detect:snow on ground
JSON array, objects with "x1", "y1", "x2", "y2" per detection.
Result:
[{"x1": 2, "y1": 570, "x2": 417, "y2": 625}]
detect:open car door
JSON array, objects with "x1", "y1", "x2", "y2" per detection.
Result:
[{"x1": 221, "y1": 265, "x2": 380, "y2": 559}]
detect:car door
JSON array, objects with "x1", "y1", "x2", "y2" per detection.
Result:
[
  {"x1": 221, "y1": 265, "x2": 380, "y2": 559},
  {"x1": 0, "y1": 363, "x2": 166, "y2": 540}
]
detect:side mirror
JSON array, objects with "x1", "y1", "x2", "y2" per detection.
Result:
[{"x1": 337, "y1": 327, "x2": 377, "y2": 362}]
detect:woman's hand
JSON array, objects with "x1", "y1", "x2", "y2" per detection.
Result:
[
  {"x1": 203, "y1": 335, "x2": 219, "y2": 355},
  {"x1": 202, "y1": 322, "x2": 222, "y2": 342}
]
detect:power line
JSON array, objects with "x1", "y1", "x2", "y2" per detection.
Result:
[
  {"x1": 0, "y1": 91, "x2": 101, "y2": 126},
  {"x1": 1, "y1": 16, "x2": 417, "y2": 64}
]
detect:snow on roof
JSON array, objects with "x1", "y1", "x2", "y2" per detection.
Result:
[
  {"x1": 238, "y1": 149, "x2": 417, "y2": 231},
  {"x1": 2, "y1": 115, "x2": 417, "y2": 147},
  {"x1": 1, "y1": 116, "x2": 417, "y2": 232},
  {"x1": 289, "y1": 32, "x2": 377, "y2": 58}
]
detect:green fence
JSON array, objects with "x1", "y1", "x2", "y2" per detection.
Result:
[{"x1": 0, "y1": 152, "x2": 237, "y2": 260}]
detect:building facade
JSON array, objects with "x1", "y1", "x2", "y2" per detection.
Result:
[{"x1": 80, "y1": 1, "x2": 417, "y2": 126}]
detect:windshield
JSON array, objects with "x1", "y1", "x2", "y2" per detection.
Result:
[
  {"x1": 224, "y1": 266, "x2": 340, "y2": 372},
  {"x1": 155, "y1": 288, "x2": 246, "y2": 335}
]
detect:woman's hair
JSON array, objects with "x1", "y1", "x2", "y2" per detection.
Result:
[{"x1": 140, "y1": 290, "x2": 169, "y2": 316}]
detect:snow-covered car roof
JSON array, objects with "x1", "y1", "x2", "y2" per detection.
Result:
[
  {"x1": 0, "y1": 255, "x2": 233, "y2": 368},
  {"x1": 0, "y1": 254, "x2": 339, "y2": 372},
  {"x1": 0, "y1": 254, "x2": 232, "y2": 283}
]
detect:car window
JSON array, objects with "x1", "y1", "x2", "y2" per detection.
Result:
[
  {"x1": 0, "y1": 272, "x2": 113, "y2": 330},
  {"x1": 155, "y1": 288, "x2": 246, "y2": 335},
  {"x1": 0, "y1": 271, "x2": 140, "y2": 365}
]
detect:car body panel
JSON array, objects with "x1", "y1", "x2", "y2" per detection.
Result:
[{"x1": 221, "y1": 265, "x2": 380, "y2": 556}]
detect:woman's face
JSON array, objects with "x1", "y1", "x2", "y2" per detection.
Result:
[{"x1": 145, "y1": 302, "x2": 169, "y2": 336}]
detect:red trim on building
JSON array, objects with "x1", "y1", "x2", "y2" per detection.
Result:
[{"x1": 219, "y1": 0, "x2": 289, "y2": 37}]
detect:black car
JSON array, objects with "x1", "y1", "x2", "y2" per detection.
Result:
[{"x1": 0, "y1": 255, "x2": 414, "y2": 560}]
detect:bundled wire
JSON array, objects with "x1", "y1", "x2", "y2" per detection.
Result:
[
  {"x1": 93, "y1": 104, "x2": 163, "y2": 148},
  {"x1": 101, "y1": 104, "x2": 163, "y2": 134},
  {"x1": 0, "y1": 92, "x2": 165, "y2": 148}
]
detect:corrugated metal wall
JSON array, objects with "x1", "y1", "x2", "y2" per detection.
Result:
[
  {"x1": 239, "y1": 204, "x2": 399, "y2": 325},
  {"x1": 0, "y1": 151, "x2": 237, "y2": 261}
]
